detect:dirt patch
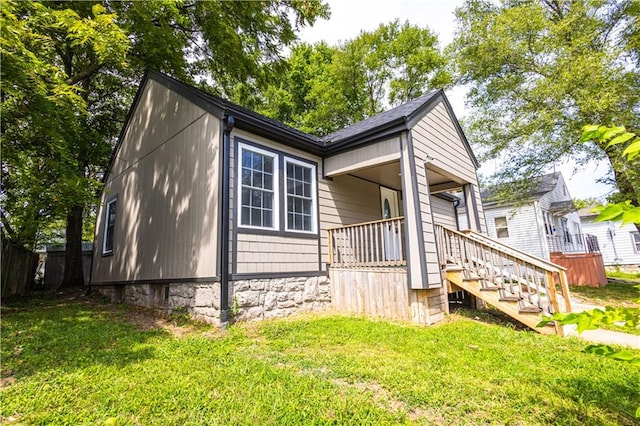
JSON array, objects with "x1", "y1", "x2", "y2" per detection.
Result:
[{"x1": 1, "y1": 376, "x2": 17, "y2": 388}]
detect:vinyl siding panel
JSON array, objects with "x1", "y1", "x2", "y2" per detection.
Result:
[
  {"x1": 408, "y1": 100, "x2": 485, "y2": 286},
  {"x1": 230, "y1": 129, "x2": 322, "y2": 275},
  {"x1": 412, "y1": 102, "x2": 477, "y2": 184},
  {"x1": 324, "y1": 137, "x2": 400, "y2": 176},
  {"x1": 431, "y1": 196, "x2": 457, "y2": 228},
  {"x1": 92, "y1": 81, "x2": 220, "y2": 283},
  {"x1": 484, "y1": 204, "x2": 546, "y2": 259},
  {"x1": 581, "y1": 219, "x2": 640, "y2": 265}
]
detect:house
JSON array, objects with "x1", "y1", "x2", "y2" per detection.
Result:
[
  {"x1": 459, "y1": 172, "x2": 606, "y2": 286},
  {"x1": 90, "y1": 73, "x2": 572, "y2": 334},
  {"x1": 578, "y1": 208, "x2": 640, "y2": 270}
]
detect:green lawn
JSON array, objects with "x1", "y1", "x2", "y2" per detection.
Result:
[
  {"x1": 2, "y1": 293, "x2": 639, "y2": 425},
  {"x1": 570, "y1": 282, "x2": 640, "y2": 309}
]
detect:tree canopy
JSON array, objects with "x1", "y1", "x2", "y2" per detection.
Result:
[
  {"x1": 245, "y1": 20, "x2": 450, "y2": 137},
  {"x1": 1, "y1": 0, "x2": 329, "y2": 285},
  {"x1": 450, "y1": 0, "x2": 639, "y2": 205}
]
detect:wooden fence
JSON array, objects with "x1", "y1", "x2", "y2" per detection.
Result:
[{"x1": 2, "y1": 238, "x2": 39, "y2": 298}]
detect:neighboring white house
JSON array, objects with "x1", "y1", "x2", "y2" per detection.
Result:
[
  {"x1": 459, "y1": 172, "x2": 594, "y2": 261},
  {"x1": 579, "y1": 208, "x2": 640, "y2": 268}
]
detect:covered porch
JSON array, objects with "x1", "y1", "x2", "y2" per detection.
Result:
[{"x1": 322, "y1": 141, "x2": 482, "y2": 325}]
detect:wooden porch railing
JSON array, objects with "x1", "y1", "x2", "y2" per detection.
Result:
[
  {"x1": 435, "y1": 225, "x2": 572, "y2": 315},
  {"x1": 328, "y1": 217, "x2": 406, "y2": 267}
]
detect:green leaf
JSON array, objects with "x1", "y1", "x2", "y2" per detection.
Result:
[
  {"x1": 601, "y1": 126, "x2": 626, "y2": 141},
  {"x1": 621, "y1": 208, "x2": 640, "y2": 225},
  {"x1": 594, "y1": 204, "x2": 625, "y2": 222},
  {"x1": 621, "y1": 139, "x2": 640, "y2": 159},
  {"x1": 605, "y1": 132, "x2": 635, "y2": 147}
]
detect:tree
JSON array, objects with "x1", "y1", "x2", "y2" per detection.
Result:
[
  {"x1": 1, "y1": 0, "x2": 329, "y2": 286},
  {"x1": 540, "y1": 124, "x2": 640, "y2": 417},
  {"x1": 450, "y1": 0, "x2": 639, "y2": 205},
  {"x1": 247, "y1": 20, "x2": 450, "y2": 137},
  {"x1": 580, "y1": 125, "x2": 640, "y2": 230}
]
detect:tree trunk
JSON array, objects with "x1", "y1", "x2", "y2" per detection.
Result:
[{"x1": 60, "y1": 205, "x2": 85, "y2": 288}]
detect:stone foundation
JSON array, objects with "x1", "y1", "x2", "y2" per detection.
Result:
[
  {"x1": 92, "y1": 275, "x2": 330, "y2": 326},
  {"x1": 231, "y1": 275, "x2": 331, "y2": 321},
  {"x1": 93, "y1": 281, "x2": 222, "y2": 325},
  {"x1": 606, "y1": 264, "x2": 640, "y2": 274}
]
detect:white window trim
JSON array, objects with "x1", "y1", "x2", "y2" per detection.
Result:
[
  {"x1": 102, "y1": 197, "x2": 117, "y2": 255},
  {"x1": 494, "y1": 216, "x2": 509, "y2": 238},
  {"x1": 284, "y1": 157, "x2": 317, "y2": 234},
  {"x1": 237, "y1": 142, "x2": 279, "y2": 231},
  {"x1": 632, "y1": 232, "x2": 640, "y2": 253}
]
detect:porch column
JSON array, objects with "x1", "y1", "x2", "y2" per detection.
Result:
[
  {"x1": 400, "y1": 130, "x2": 441, "y2": 289},
  {"x1": 463, "y1": 184, "x2": 482, "y2": 232}
]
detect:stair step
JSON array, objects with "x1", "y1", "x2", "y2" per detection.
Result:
[
  {"x1": 463, "y1": 276, "x2": 482, "y2": 281},
  {"x1": 445, "y1": 265, "x2": 464, "y2": 272},
  {"x1": 519, "y1": 306, "x2": 543, "y2": 313},
  {"x1": 499, "y1": 296, "x2": 522, "y2": 302},
  {"x1": 479, "y1": 286, "x2": 501, "y2": 291}
]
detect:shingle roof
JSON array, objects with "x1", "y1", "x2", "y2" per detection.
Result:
[
  {"x1": 322, "y1": 91, "x2": 440, "y2": 144},
  {"x1": 481, "y1": 172, "x2": 562, "y2": 202}
]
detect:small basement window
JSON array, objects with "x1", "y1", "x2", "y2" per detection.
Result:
[
  {"x1": 494, "y1": 216, "x2": 509, "y2": 238},
  {"x1": 102, "y1": 197, "x2": 117, "y2": 255}
]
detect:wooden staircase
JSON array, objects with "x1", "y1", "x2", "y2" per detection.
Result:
[{"x1": 435, "y1": 225, "x2": 572, "y2": 335}]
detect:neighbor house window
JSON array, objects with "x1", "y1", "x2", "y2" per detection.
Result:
[
  {"x1": 102, "y1": 198, "x2": 117, "y2": 255},
  {"x1": 494, "y1": 216, "x2": 509, "y2": 238},
  {"x1": 542, "y1": 211, "x2": 554, "y2": 235},
  {"x1": 632, "y1": 232, "x2": 640, "y2": 253},
  {"x1": 238, "y1": 144, "x2": 278, "y2": 229},
  {"x1": 285, "y1": 158, "x2": 316, "y2": 232}
]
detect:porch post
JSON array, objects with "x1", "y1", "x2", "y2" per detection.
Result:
[
  {"x1": 463, "y1": 184, "x2": 482, "y2": 232},
  {"x1": 399, "y1": 130, "x2": 429, "y2": 289}
]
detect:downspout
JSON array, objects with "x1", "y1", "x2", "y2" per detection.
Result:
[
  {"x1": 220, "y1": 115, "x2": 235, "y2": 326},
  {"x1": 453, "y1": 198, "x2": 461, "y2": 231}
]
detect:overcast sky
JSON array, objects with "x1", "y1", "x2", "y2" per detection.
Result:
[{"x1": 297, "y1": 0, "x2": 614, "y2": 200}]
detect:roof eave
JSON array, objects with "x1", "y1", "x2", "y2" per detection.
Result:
[{"x1": 323, "y1": 117, "x2": 408, "y2": 155}]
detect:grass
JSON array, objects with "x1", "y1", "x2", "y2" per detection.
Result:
[
  {"x1": 607, "y1": 270, "x2": 640, "y2": 283},
  {"x1": 2, "y1": 292, "x2": 639, "y2": 425},
  {"x1": 570, "y1": 282, "x2": 640, "y2": 309}
]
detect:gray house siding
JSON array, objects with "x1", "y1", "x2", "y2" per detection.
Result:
[{"x1": 92, "y1": 79, "x2": 221, "y2": 284}]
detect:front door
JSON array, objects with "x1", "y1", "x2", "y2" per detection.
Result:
[
  {"x1": 380, "y1": 187, "x2": 400, "y2": 260},
  {"x1": 380, "y1": 187, "x2": 399, "y2": 219}
]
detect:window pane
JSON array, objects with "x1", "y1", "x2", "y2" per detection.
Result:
[
  {"x1": 263, "y1": 156, "x2": 273, "y2": 173},
  {"x1": 241, "y1": 206, "x2": 250, "y2": 225},
  {"x1": 263, "y1": 172, "x2": 272, "y2": 190},
  {"x1": 263, "y1": 210, "x2": 272, "y2": 228},
  {"x1": 303, "y1": 215, "x2": 310, "y2": 231},
  {"x1": 251, "y1": 208, "x2": 261, "y2": 226},
  {"x1": 251, "y1": 190, "x2": 262, "y2": 207},
  {"x1": 241, "y1": 188, "x2": 250, "y2": 206},
  {"x1": 264, "y1": 192, "x2": 273, "y2": 209},
  {"x1": 288, "y1": 213, "x2": 294, "y2": 229},
  {"x1": 302, "y1": 199, "x2": 311, "y2": 215},
  {"x1": 242, "y1": 168, "x2": 251, "y2": 186}
]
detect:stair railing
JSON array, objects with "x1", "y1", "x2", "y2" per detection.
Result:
[{"x1": 435, "y1": 225, "x2": 571, "y2": 315}]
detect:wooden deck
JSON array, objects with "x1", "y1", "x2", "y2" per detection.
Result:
[{"x1": 550, "y1": 252, "x2": 607, "y2": 287}]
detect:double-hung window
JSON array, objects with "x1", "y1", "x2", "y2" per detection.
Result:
[
  {"x1": 102, "y1": 197, "x2": 117, "y2": 255},
  {"x1": 239, "y1": 144, "x2": 278, "y2": 229},
  {"x1": 237, "y1": 141, "x2": 317, "y2": 234},
  {"x1": 494, "y1": 216, "x2": 509, "y2": 238},
  {"x1": 285, "y1": 159, "x2": 316, "y2": 233}
]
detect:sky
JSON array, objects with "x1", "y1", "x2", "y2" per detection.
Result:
[{"x1": 297, "y1": 0, "x2": 615, "y2": 201}]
